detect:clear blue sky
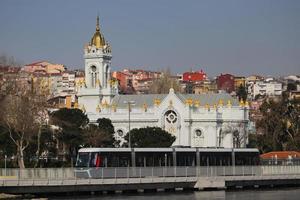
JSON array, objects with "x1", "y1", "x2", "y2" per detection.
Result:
[{"x1": 0, "y1": 0, "x2": 299, "y2": 77}]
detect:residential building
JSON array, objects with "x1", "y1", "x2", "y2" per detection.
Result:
[
  {"x1": 22, "y1": 61, "x2": 65, "y2": 74},
  {"x1": 248, "y1": 79, "x2": 282, "y2": 100},
  {"x1": 192, "y1": 79, "x2": 217, "y2": 94},
  {"x1": 234, "y1": 76, "x2": 246, "y2": 91},
  {"x1": 216, "y1": 73, "x2": 235, "y2": 93},
  {"x1": 182, "y1": 69, "x2": 207, "y2": 82}
]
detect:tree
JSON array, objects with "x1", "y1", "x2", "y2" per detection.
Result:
[
  {"x1": 0, "y1": 78, "x2": 49, "y2": 168},
  {"x1": 0, "y1": 53, "x2": 22, "y2": 67},
  {"x1": 255, "y1": 95, "x2": 300, "y2": 152},
  {"x1": 123, "y1": 127, "x2": 176, "y2": 147},
  {"x1": 84, "y1": 118, "x2": 116, "y2": 147},
  {"x1": 287, "y1": 82, "x2": 297, "y2": 92},
  {"x1": 0, "y1": 125, "x2": 16, "y2": 167},
  {"x1": 25, "y1": 125, "x2": 58, "y2": 167},
  {"x1": 84, "y1": 125, "x2": 114, "y2": 147},
  {"x1": 49, "y1": 108, "x2": 89, "y2": 164},
  {"x1": 149, "y1": 68, "x2": 181, "y2": 94},
  {"x1": 221, "y1": 122, "x2": 248, "y2": 148},
  {"x1": 236, "y1": 84, "x2": 247, "y2": 101},
  {"x1": 97, "y1": 118, "x2": 115, "y2": 136}
]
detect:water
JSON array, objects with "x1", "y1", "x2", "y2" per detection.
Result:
[{"x1": 50, "y1": 188, "x2": 300, "y2": 200}]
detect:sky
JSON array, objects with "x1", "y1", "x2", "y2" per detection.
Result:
[{"x1": 0, "y1": 0, "x2": 299, "y2": 77}]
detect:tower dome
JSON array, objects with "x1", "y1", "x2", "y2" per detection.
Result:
[{"x1": 90, "y1": 16, "x2": 106, "y2": 48}]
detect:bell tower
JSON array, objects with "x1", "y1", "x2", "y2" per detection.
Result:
[{"x1": 77, "y1": 16, "x2": 117, "y2": 115}]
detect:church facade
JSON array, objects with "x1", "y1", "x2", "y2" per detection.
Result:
[{"x1": 77, "y1": 17, "x2": 250, "y2": 148}]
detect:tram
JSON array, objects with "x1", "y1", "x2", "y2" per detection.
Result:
[{"x1": 75, "y1": 147, "x2": 260, "y2": 168}]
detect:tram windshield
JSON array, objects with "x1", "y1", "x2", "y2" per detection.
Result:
[{"x1": 76, "y1": 152, "x2": 90, "y2": 167}]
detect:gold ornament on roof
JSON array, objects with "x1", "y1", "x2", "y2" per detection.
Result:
[
  {"x1": 213, "y1": 104, "x2": 217, "y2": 110},
  {"x1": 185, "y1": 98, "x2": 193, "y2": 106},
  {"x1": 74, "y1": 102, "x2": 78, "y2": 108},
  {"x1": 218, "y1": 99, "x2": 224, "y2": 107},
  {"x1": 109, "y1": 79, "x2": 116, "y2": 86},
  {"x1": 154, "y1": 98, "x2": 161, "y2": 106},
  {"x1": 227, "y1": 100, "x2": 232, "y2": 108},
  {"x1": 239, "y1": 99, "x2": 244, "y2": 107},
  {"x1": 102, "y1": 100, "x2": 109, "y2": 108},
  {"x1": 205, "y1": 103, "x2": 210, "y2": 110},
  {"x1": 194, "y1": 100, "x2": 200, "y2": 107},
  {"x1": 90, "y1": 16, "x2": 106, "y2": 49}
]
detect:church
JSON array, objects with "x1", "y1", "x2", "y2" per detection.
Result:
[{"x1": 77, "y1": 17, "x2": 250, "y2": 148}]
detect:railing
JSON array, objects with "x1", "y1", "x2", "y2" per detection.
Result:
[{"x1": 0, "y1": 165, "x2": 300, "y2": 180}]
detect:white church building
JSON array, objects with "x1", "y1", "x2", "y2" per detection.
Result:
[{"x1": 77, "y1": 17, "x2": 250, "y2": 148}]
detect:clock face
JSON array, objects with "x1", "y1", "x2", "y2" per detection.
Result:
[{"x1": 195, "y1": 129, "x2": 202, "y2": 137}]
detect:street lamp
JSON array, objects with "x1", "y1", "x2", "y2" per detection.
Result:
[
  {"x1": 4, "y1": 155, "x2": 7, "y2": 176},
  {"x1": 124, "y1": 100, "x2": 135, "y2": 148}
]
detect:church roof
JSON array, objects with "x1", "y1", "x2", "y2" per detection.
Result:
[
  {"x1": 111, "y1": 94, "x2": 167, "y2": 108},
  {"x1": 176, "y1": 93, "x2": 239, "y2": 106},
  {"x1": 111, "y1": 92, "x2": 239, "y2": 108}
]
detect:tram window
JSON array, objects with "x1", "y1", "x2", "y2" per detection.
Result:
[
  {"x1": 76, "y1": 152, "x2": 90, "y2": 167},
  {"x1": 135, "y1": 152, "x2": 173, "y2": 167},
  {"x1": 105, "y1": 152, "x2": 131, "y2": 167},
  {"x1": 90, "y1": 152, "x2": 102, "y2": 167}
]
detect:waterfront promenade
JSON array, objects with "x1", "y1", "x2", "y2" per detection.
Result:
[{"x1": 0, "y1": 166, "x2": 300, "y2": 194}]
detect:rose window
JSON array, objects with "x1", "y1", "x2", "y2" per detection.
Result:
[{"x1": 165, "y1": 110, "x2": 177, "y2": 123}]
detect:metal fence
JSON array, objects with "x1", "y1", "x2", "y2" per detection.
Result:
[{"x1": 0, "y1": 165, "x2": 300, "y2": 180}]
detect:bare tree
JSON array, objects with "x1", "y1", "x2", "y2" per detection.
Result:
[
  {"x1": 84, "y1": 124, "x2": 112, "y2": 147},
  {"x1": 0, "y1": 77, "x2": 49, "y2": 168},
  {"x1": 222, "y1": 122, "x2": 248, "y2": 148},
  {"x1": 148, "y1": 68, "x2": 181, "y2": 94},
  {"x1": 0, "y1": 53, "x2": 22, "y2": 67}
]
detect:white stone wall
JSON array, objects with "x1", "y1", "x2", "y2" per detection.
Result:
[
  {"x1": 78, "y1": 43, "x2": 116, "y2": 113},
  {"x1": 88, "y1": 95, "x2": 249, "y2": 148}
]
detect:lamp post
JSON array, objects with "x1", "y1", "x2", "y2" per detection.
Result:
[
  {"x1": 4, "y1": 155, "x2": 7, "y2": 176},
  {"x1": 124, "y1": 100, "x2": 135, "y2": 148}
]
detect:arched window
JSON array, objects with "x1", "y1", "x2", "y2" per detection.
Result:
[
  {"x1": 105, "y1": 65, "x2": 109, "y2": 87},
  {"x1": 90, "y1": 66, "x2": 97, "y2": 87}
]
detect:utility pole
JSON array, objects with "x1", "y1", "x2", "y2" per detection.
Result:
[{"x1": 124, "y1": 100, "x2": 135, "y2": 148}]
